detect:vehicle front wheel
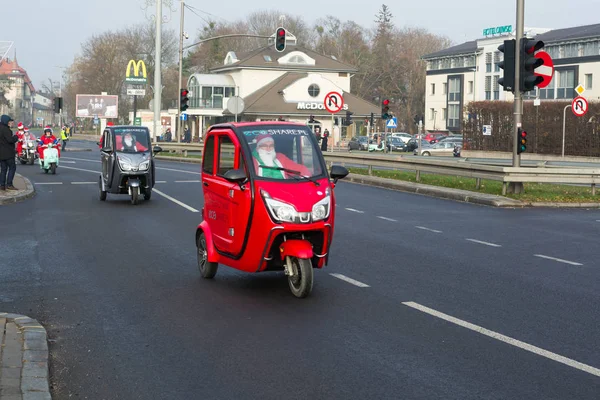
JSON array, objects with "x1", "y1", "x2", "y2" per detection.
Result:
[
  {"x1": 422, "y1": 151, "x2": 431, "y2": 156},
  {"x1": 287, "y1": 257, "x2": 313, "y2": 299},
  {"x1": 99, "y1": 177, "x2": 107, "y2": 201},
  {"x1": 197, "y1": 232, "x2": 218, "y2": 279},
  {"x1": 50, "y1": 163, "x2": 57, "y2": 174},
  {"x1": 144, "y1": 188, "x2": 152, "y2": 200}
]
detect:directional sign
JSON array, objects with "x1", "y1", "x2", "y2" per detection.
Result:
[
  {"x1": 324, "y1": 91, "x2": 344, "y2": 113},
  {"x1": 534, "y1": 51, "x2": 554, "y2": 89},
  {"x1": 127, "y1": 88, "x2": 146, "y2": 96},
  {"x1": 386, "y1": 117, "x2": 397, "y2": 128},
  {"x1": 180, "y1": 113, "x2": 188, "y2": 121},
  {"x1": 572, "y1": 96, "x2": 588, "y2": 117},
  {"x1": 482, "y1": 125, "x2": 492, "y2": 136}
]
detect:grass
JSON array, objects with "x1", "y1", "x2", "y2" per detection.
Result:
[{"x1": 348, "y1": 167, "x2": 599, "y2": 203}]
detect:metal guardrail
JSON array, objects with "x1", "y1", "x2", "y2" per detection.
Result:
[{"x1": 152, "y1": 143, "x2": 600, "y2": 196}]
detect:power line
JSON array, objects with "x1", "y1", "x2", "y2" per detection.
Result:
[{"x1": 184, "y1": 4, "x2": 225, "y2": 24}]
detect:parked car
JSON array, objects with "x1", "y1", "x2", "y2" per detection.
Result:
[
  {"x1": 390, "y1": 132, "x2": 412, "y2": 144},
  {"x1": 348, "y1": 136, "x2": 369, "y2": 151},
  {"x1": 386, "y1": 136, "x2": 406, "y2": 152},
  {"x1": 405, "y1": 138, "x2": 431, "y2": 152}
]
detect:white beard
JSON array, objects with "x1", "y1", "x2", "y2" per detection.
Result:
[
  {"x1": 258, "y1": 149, "x2": 276, "y2": 166},
  {"x1": 124, "y1": 139, "x2": 133, "y2": 147}
]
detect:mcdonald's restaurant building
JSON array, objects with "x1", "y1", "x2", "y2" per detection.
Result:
[{"x1": 184, "y1": 31, "x2": 379, "y2": 145}]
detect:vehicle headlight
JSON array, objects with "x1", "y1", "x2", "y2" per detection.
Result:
[
  {"x1": 139, "y1": 160, "x2": 149, "y2": 170},
  {"x1": 312, "y1": 188, "x2": 331, "y2": 221},
  {"x1": 261, "y1": 190, "x2": 298, "y2": 223},
  {"x1": 119, "y1": 161, "x2": 132, "y2": 171},
  {"x1": 27, "y1": 142, "x2": 33, "y2": 148}
]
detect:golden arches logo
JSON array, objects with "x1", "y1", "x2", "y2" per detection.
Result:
[{"x1": 125, "y1": 60, "x2": 147, "y2": 82}]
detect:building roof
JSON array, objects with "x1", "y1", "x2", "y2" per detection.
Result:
[
  {"x1": 0, "y1": 57, "x2": 35, "y2": 92},
  {"x1": 210, "y1": 45, "x2": 358, "y2": 74},
  {"x1": 422, "y1": 40, "x2": 478, "y2": 60},
  {"x1": 223, "y1": 72, "x2": 378, "y2": 117}
]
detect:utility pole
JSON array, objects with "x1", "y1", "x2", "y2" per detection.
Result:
[
  {"x1": 509, "y1": 0, "x2": 524, "y2": 194},
  {"x1": 177, "y1": 0, "x2": 184, "y2": 143},
  {"x1": 153, "y1": 0, "x2": 162, "y2": 142}
]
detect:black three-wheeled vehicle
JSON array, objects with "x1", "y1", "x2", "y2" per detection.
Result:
[{"x1": 97, "y1": 125, "x2": 162, "y2": 205}]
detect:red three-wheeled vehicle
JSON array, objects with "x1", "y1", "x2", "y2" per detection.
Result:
[{"x1": 196, "y1": 122, "x2": 349, "y2": 298}]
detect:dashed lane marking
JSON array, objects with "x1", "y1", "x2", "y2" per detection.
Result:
[
  {"x1": 175, "y1": 180, "x2": 201, "y2": 183},
  {"x1": 403, "y1": 301, "x2": 600, "y2": 378},
  {"x1": 329, "y1": 273, "x2": 370, "y2": 287},
  {"x1": 71, "y1": 182, "x2": 96, "y2": 184},
  {"x1": 345, "y1": 208, "x2": 364, "y2": 213},
  {"x1": 534, "y1": 254, "x2": 583, "y2": 266},
  {"x1": 153, "y1": 189, "x2": 199, "y2": 213},
  {"x1": 34, "y1": 182, "x2": 62, "y2": 185},
  {"x1": 415, "y1": 226, "x2": 442, "y2": 233},
  {"x1": 377, "y1": 216, "x2": 397, "y2": 222},
  {"x1": 60, "y1": 165, "x2": 99, "y2": 174},
  {"x1": 465, "y1": 238, "x2": 502, "y2": 247}
]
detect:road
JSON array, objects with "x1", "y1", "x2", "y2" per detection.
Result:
[{"x1": 1, "y1": 140, "x2": 600, "y2": 399}]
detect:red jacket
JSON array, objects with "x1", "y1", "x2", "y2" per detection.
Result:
[
  {"x1": 252, "y1": 153, "x2": 311, "y2": 178},
  {"x1": 38, "y1": 135, "x2": 60, "y2": 158}
]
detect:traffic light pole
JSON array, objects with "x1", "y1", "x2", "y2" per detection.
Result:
[
  {"x1": 177, "y1": 0, "x2": 184, "y2": 143},
  {"x1": 509, "y1": 0, "x2": 524, "y2": 194}
]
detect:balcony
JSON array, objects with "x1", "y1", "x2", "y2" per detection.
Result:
[{"x1": 190, "y1": 97, "x2": 225, "y2": 110}]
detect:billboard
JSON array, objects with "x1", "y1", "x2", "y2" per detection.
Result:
[
  {"x1": 125, "y1": 59, "x2": 147, "y2": 84},
  {"x1": 76, "y1": 94, "x2": 119, "y2": 118}
]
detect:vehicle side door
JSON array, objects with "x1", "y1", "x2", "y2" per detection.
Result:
[{"x1": 100, "y1": 130, "x2": 112, "y2": 185}]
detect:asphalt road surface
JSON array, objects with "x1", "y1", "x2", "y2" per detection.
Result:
[{"x1": 1, "y1": 140, "x2": 600, "y2": 399}]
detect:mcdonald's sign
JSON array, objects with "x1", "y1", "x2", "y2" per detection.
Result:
[{"x1": 125, "y1": 59, "x2": 147, "y2": 84}]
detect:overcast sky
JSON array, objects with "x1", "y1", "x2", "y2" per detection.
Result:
[{"x1": 3, "y1": 0, "x2": 599, "y2": 92}]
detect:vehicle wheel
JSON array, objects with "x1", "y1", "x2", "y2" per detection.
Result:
[
  {"x1": 28, "y1": 158, "x2": 34, "y2": 165},
  {"x1": 99, "y1": 177, "x2": 107, "y2": 201},
  {"x1": 422, "y1": 151, "x2": 431, "y2": 156},
  {"x1": 131, "y1": 187, "x2": 139, "y2": 205},
  {"x1": 144, "y1": 188, "x2": 152, "y2": 200},
  {"x1": 287, "y1": 257, "x2": 313, "y2": 299},
  {"x1": 43, "y1": 168, "x2": 48, "y2": 174},
  {"x1": 50, "y1": 163, "x2": 57, "y2": 174},
  {"x1": 197, "y1": 232, "x2": 218, "y2": 279},
  {"x1": 19, "y1": 159, "x2": 26, "y2": 165}
]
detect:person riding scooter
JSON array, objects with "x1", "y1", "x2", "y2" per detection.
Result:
[
  {"x1": 252, "y1": 134, "x2": 310, "y2": 179},
  {"x1": 38, "y1": 126, "x2": 61, "y2": 161}
]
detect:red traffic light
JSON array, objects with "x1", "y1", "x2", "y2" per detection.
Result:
[
  {"x1": 181, "y1": 89, "x2": 189, "y2": 96},
  {"x1": 278, "y1": 28, "x2": 285, "y2": 36},
  {"x1": 382, "y1": 99, "x2": 390, "y2": 105}
]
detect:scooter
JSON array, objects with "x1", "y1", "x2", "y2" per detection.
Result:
[{"x1": 38, "y1": 141, "x2": 60, "y2": 174}]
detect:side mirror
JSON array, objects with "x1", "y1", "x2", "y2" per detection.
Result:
[
  {"x1": 223, "y1": 168, "x2": 248, "y2": 184},
  {"x1": 96, "y1": 142, "x2": 100, "y2": 146},
  {"x1": 102, "y1": 146, "x2": 112, "y2": 153},
  {"x1": 330, "y1": 165, "x2": 349, "y2": 184},
  {"x1": 153, "y1": 145, "x2": 163, "y2": 154}
]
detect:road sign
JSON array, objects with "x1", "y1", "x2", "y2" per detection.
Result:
[
  {"x1": 227, "y1": 96, "x2": 245, "y2": 115},
  {"x1": 483, "y1": 125, "x2": 492, "y2": 136},
  {"x1": 575, "y1": 84, "x2": 585, "y2": 96},
  {"x1": 127, "y1": 88, "x2": 146, "y2": 96},
  {"x1": 134, "y1": 117, "x2": 142, "y2": 126},
  {"x1": 180, "y1": 113, "x2": 188, "y2": 121},
  {"x1": 324, "y1": 91, "x2": 344, "y2": 113},
  {"x1": 572, "y1": 96, "x2": 588, "y2": 117},
  {"x1": 533, "y1": 51, "x2": 554, "y2": 89},
  {"x1": 386, "y1": 117, "x2": 397, "y2": 128},
  {"x1": 93, "y1": 115, "x2": 99, "y2": 124}
]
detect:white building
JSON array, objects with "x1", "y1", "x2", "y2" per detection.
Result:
[
  {"x1": 422, "y1": 23, "x2": 600, "y2": 133},
  {"x1": 185, "y1": 30, "x2": 378, "y2": 144}
]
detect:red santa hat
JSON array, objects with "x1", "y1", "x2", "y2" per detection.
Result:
[
  {"x1": 44, "y1": 125, "x2": 53, "y2": 132},
  {"x1": 17, "y1": 122, "x2": 24, "y2": 129},
  {"x1": 255, "y1": 133, "x2": 274, "y2": 147}
]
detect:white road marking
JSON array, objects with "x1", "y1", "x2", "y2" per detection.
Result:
[
  {"x1": 534, "y1": 254, "x2": 583, "y2": 266},
  {"x1": 329, "y1": 273, "x2": 370, "y2": 287},
  {"x1": 175, "y1": 180, "x2": 201, "y2": 183},
  {"x1": 61, "y1": 160, "x2": 76, "y2": 164},
  {"x1": 34, "y1": 182, "x2": 62, "y2": 185},
  {"x1": 155, "y1": 181, "x2": 167, "y2": 183},
  {"x1": 155, "y1": 166, "x2": 200, "y2": 175},
  {"x1": 71, "y1": 182, "x2": 96, "y2": 185},
  {"x1": 415, "y1": 226, "x2": 442, "y2": 233},
  {"x1": 60, "y1": 165, "x2": 99, "y2": 174},
  {"x1": 466, "y1": 238, "x2": 502, "y2": 247},
  {"x1": 345, "y1": 208, "x2": 364, "y2": 213},
  {"x1": 153, "y1": 189, "x2": 199, "y2": 212},
  {"x1": 377, "y1": 216, "x2": 397, "y2": 222},
  {"x1": 402, "y1": 301, "x2": 600, "y2": 378},
  {"x1": 62, "y1": 157, "x2": 100, "y2": 163}
]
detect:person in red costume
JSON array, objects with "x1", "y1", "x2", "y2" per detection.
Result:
[
  {"x1": 38, "y1": 126, "x2": 61, "y2": 160},
  {"x1": 251, "y1": 134, "x2": 311, "y2": 179},
  {"x1": 15, "y1": 122, "x2": 25, "y2": 155}
]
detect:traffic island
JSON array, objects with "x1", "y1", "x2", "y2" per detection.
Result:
[
  {"x1": 0, "y1": 313, "x2": 51, "y2": 399},
  {"x1": 0, "y1": 174, "x2": 35, "y2": 205}
]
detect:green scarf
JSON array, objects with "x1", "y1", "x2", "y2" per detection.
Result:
[{"x1": 253, "y1": 150, "x2": 284, "y2": 179}]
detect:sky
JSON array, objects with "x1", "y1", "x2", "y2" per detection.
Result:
[{"x1": 3, "y1": 0, "x2": 600, "y2": 92}]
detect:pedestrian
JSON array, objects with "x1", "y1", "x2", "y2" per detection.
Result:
[
  {"x1": 0, "y1": 115, "x2": 18, "y2": 191},
  {"x1": 321, "y1": 129, "x2": 329, "y2": 152},
  {"x1": 61, "y1": 126, "x2": 69, "y2": 151}
]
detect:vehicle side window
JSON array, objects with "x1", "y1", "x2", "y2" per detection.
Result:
[
  {"x1": 217, "y1": 135, "x2": 235, "y2": 176},
  {"x1": 202, "y1": 135, "x2": 215, "y2": 175},
  {"x1": 103, "y1": 131, "x2": 112, "y2": 150}
]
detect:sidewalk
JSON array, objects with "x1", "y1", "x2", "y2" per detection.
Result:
[
  {"x1": 0, "y1": 174, "x2": 35, "y2": 206},
  {"x1": 0, "y1": 313, "x2": 51, "y2": 399}
]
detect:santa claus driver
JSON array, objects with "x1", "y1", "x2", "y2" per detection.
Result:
[
  {"x1": 15, "y1": 122, "x2": 26, "y2": 155},
  {"x1": 252, "y1": 133, "x2": 310, "y2": 179}
]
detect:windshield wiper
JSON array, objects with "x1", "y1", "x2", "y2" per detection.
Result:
[{"x1": 259, "y1": 165, "x2": 320, "y2": 186}]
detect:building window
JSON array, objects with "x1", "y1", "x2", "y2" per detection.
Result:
[
  {"x1": 485, "y1": 76, "x2": 491, "y2": 100},
  {"x1": 557, "y1": 69, "x2": 575, "y2": 99},
  {"x1": 468, "y1": 81, "x2": 473, "y2": 94},
  {"x1": 493, "y1": 76, "x2": 499, "y2": 100},
  {"x1": 583, "y1": 41, "x2": 599, "y2": 56},
  {"x1": 430, "y1": 108, "x2": 435, "y2": 120},
  {"x1": 563, "y1": 44, "x2": 579, "y2": 58},
  {"x1": 448, "y1": 104, "x2": 460, "y2": 129},
  {"x1": 431, "y1": 83, "x2": 435, "y2": 95},
  {"x1": 441, "y1": 59, "x2": 451, "y2": 69},
  {"x1": 493, "y1": 51, "x2": 501, "y2": 72},
  {"x1": 485, "y1": 52, "x2": 492, "y2": 73},
  {"x1": 442, "y1": 108, "x2": 447, "y2": 120},
  {"x1": 585, "y1": 74, "x2": 593, "y2": 90},
  {"x1": 546, "y1": 46, "x2": 559, "y2": 59},
  {"x1": 442, "y1": 82, "x2": 447, "y2": 94},
  {"x1": 308, "y1": 84, "x2": 320, "y2": 98},
  {"x1": 448, "y1": 77, "x2": 461, "y2": 102},
  {"x1": 539, "y1": 77, "x2": 555, "y2": 99}
]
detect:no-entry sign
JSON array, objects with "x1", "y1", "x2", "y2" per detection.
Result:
[
  {"x1": 324, "y1": 91, "x2": 344, "y2": 113},
  {"x1": 534, "y1": 51, "x2": 554, "y2": 89},
  {"x1": 572, "y1": 96, "x2": 588, "y2": 117}
]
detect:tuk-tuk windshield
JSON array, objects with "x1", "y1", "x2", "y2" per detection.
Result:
[
  {"x1": 113, "y1": 128, "x2": 150, "y2": 153},
  {"x1": 240, "y1": 125, "x2": 325, "y2": 181}
]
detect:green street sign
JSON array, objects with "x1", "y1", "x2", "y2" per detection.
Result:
[
  {"x1": 483, "y1": 25, "x2": 513, "y2": 36},
  {"x1": 134, "y1": 117, "x2": 142, "y2": 126}
]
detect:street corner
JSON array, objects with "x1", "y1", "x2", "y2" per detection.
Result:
[
  {"x1": 0, "y1": 312, "x2": 51, "y2": 399},
  {"x1": 0, "y1": 173, "x2": 35, "y2": 206}
]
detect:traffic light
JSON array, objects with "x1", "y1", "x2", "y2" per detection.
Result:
[
  {"x1": 520, "y1": 38, "x2": 544, "y2": 92},
  {"x1": 53, "y1": 97, "x2": 63, "y2": 113},
  {"x1": 275, "y1": 27, "x2": 286, "y2": 52},
  {"x1": 309, "y1": 115, "x2": 315, "y2": 123},
  {"x1": 381, "y1": 99, "x2": 390, "y2": 119},
  {"x1": 517, "y1": 127, "x2": 527, "y2": 154},
  {"x1": 345, "y1": 111, "x2": 353, "y2": 125},
  {"x1": 370, "y1": 112, "x2": 374, "y2": 126},
  {"x1": 498, "y1": 39, "x2": 516, "y2": 92},
  {"x1": 180, "y1": 89, "x2": 189, "y2": 112}
]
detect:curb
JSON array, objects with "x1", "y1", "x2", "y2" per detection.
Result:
[
  {"x1": 527, "y1": 201, "x2": 600, "y2": 208},
  {"x1": 0, "y1": 312, "x2": 51, "y2": 399},
  {"x1": 0, "y1": 174, "x2": 35, "y2": 206}
]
